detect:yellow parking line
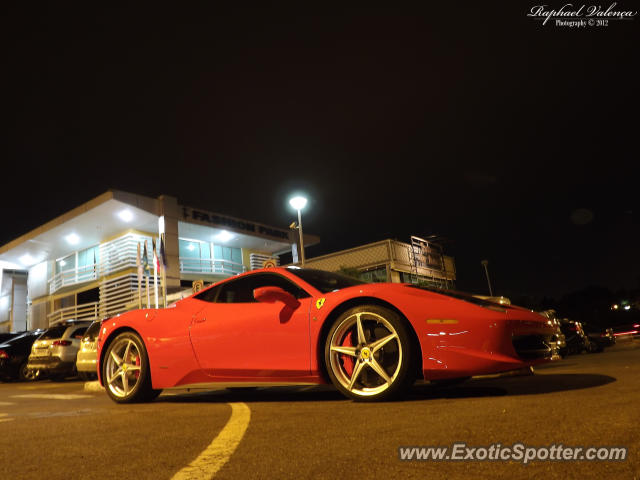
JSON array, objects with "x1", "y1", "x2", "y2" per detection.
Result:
[
  {"x1": 12, "y1": 394, "x2": 93, "y2": 400},
  {"x1": 171, "y1": 403, "x2": 251, "y2": 480},
  {"x1": 17, "y1": 384, "x2": 71, "y2": 390},
  {"x1": 0, "y1": 413, "x2": 13, "y2": 423}
]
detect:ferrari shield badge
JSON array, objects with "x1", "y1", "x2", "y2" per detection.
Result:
[{"x1": 315, "y1": 297, "x2": 326, "y2": 310}]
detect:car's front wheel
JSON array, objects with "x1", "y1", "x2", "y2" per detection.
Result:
[
  {"x1": 324, "y1": 305, "x2": 416, "y2": 401},
  {"x1": 18, "y1": 362, "x2": 38, "y2": 382},
  {"x1": 102, "y1": 332, "x2": 160, "y2": 403}
]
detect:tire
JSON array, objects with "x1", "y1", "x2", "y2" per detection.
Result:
[
  {"x1": 18, "y1": 362, "x2": 38, "y2": 382},
  {"x1": 324, "y1": 305, "x2": 416, "y2": 401},
  {"x1": 102, "y1": 332, "x2": 160, "y2": 403}
]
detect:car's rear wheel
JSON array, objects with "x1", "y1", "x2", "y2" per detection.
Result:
[
  {"x1": 103, "y1": 332, "x2": 160, "y2": 403},
  {"x1": 324, "y1": 305, "x2": 416, "y2": 401}
]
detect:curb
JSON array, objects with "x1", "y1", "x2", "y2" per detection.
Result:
[{"x1": 84, "y1": 381, "x2": 105, "y2": 392}]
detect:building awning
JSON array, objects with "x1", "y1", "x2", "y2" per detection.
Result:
[
  {"x1": 0, "y1": 191, "x2": 158, "y2": 269},
  {"x1": 0, "y1": 190, "x2": 319, "y2": 269}
]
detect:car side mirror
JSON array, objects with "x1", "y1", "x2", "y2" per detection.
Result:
[{"x1": 253, "y1": 286, "x2": 300, "y2": 309}]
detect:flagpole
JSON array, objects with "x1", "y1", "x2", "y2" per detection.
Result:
[
  {"x1": 153, "y1": 238, "x2": 159, "y2": 309},
  {"x1": 144, "y1": 240, "x2": 150, "y2": 309},
  {"x1": 161, "y1": 233, "x2": 168, "y2": 308},
  {"x1": 136, "y1": 242, "x2": 142, "y2": 309}
]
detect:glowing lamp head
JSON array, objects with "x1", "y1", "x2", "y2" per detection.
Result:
[
  {"x1": 289, "y1": 196, "x2": 307, "y2": 211},
  {"x1": 118, "y1": 210, "x2": 134, "y2": 222},
  {"x1": 19, "y1": 254, "x2": 37, "y2": 266},
  {"x1": 65, "y1": 233, "x2": 80, "y2": 245},
  {"x1": 216, "y1": 230, "x2": 234, "y2": 242}
]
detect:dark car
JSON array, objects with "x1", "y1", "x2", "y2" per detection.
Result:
[
  {"x1": 583, "y1": 325, "x2": 616, "y2": 352},
  {"x1": 538, "y1": 310, "x2": 567, "y2": 358},
  {"x1": 0, "y1": 332, "x2": 27, "y2": 343},
  {"x1": 559, "y1": 319, "x2": 590, "y2": 355},
  {"x1": 0, "y1": 331, "x2": 43, "y2": 381}
]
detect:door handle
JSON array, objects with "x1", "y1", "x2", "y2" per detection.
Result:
[{"x1": 194, "y1": 317, "x2": 206, "y2": 324}]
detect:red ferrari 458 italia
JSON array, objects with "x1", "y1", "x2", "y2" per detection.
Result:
[{"x1": 97, "y1": 267, "x2": 556, "y2": 402}]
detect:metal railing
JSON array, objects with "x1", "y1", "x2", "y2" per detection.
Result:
[
  {"x1": 48, "y1": 233, "x2": 154, "y2": 294},
  {"x1": 49, "y1": 264, "x2": 99, "y2": 293},
  {"x1": 47, "y1": 302, "x2": 99, "y2": 325},
  {"x1": 179, "y1": 257, "x2": 245, "y2": 276}
]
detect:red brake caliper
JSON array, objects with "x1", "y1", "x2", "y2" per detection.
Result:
[
  {"x1": 341, "y1": 330, "x2": 357, "y2": 376},
  {"x1": 134, "y1": 355, "x2": 141, "y2": 379}
]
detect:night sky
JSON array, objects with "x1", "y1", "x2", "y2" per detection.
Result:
[{"x1": 3, "y1": 4, "x2": 638, "y2": 300}]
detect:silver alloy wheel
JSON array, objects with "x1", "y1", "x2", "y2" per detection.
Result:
[
  {"x1": 328, "y1": 311, "x2": 403, "y2": 397},
  {"x1": 105, "y1": 338, "x2": 143, "y2": 399},
  {"x1": 20, "y1": 364, "x2": 38, "y2": 381}
]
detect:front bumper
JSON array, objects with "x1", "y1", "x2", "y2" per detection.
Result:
[{"x1": 421, "y1": 315, "x2": 556, "y2": 380}]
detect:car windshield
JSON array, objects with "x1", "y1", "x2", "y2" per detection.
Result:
[
  {"x1": 39, "y1": 326, "x2": 68, "y2": 340},
  {"x1": 406, "y1": 284, "x2": 515, "y2": 309},
  {"x1": 83, "y1": 321, "x2": 101, "y2": 341},
  {"x1": 287, "y1": 268, "x2": 365, "y2": 293}
]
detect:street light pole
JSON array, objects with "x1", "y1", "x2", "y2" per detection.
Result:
[
  {"x1": 297, "y1": 207, "x2": 305, "y2": 266},
  {"x1": 289, "y1": 195, "x2": 308, "y2": 267},
  {"x1": 481, "y1": 259, "x2": 493, "y2": 296}
]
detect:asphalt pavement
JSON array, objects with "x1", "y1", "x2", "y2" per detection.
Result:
[{"x1": 1, "y1": 340, "x2": 638, "y2": 480}]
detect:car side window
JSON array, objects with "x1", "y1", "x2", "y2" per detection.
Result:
[
  {"x1": 193, "y1": 285, "x2": 221, "y2": 303},
  {"x1": 216, "y1": 273, "x2": 310, "y2": 304}
]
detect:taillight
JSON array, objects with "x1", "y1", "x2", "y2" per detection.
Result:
[
  {"x1": 0, "y1": 349, "x2": 8, "y2": 359},
  {"x1": 52, "y1": 340, "x2": 72, "y2": 346}
]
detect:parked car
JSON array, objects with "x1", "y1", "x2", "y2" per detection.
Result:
[
  {"x1": 559, "y1": 319, "x2": 590, "y2": 355},
  {"x1": 0, "y1": 332, "x2": 29, "y2": 344},
  {"x1": 538, "y1": 310, "x2": 567, "y2": 358},
  {"x1": 0, "y1": 331, "x2": 43, "y2": 381},
  {"x1": 96, "y1": 267, "x2": 556, "y2": 403},
  {"x1": 76, "y1": 320, "x2": 101, "y2": 380},
  {"x1": 583, "y1": 325, "x2": 616, "y2": 352},
  {"x1": 611, "y1": 323, "x2": 640, "y2": 339},
  {"x1": 27, "y1": 322, "x2": 91, "y2": 380}
]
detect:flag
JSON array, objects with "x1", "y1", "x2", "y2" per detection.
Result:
[
  {"x1": 142, "y1": 240, "x2": 150, "y2": 277},
  {"x1": 152, "y1": 238, "x2": 159, "y2": 271},
  {"x1": 136, "y1": 242, "x2": 143, "y2": 283},
  {"x1": 159, "y1": 233, "x2": 168, "y2": 268}
]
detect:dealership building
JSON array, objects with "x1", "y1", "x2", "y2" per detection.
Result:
[
  {"x1": 304, "y1": 236, "x2": 456, "y2": 288},
  {"x1": 0, "y1": 190, "x2": 317, "y2": 333}
]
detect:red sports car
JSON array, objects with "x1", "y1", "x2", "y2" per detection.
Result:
[{"x1": 97, "y1": 267, "x2": 556, "y2": 402}]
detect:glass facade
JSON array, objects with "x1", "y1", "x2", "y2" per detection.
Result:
[
  {"x1": 179, "y1": 238, "x2": 243, "y2": 275},
  {"x1": 213, "y1": 245, "x2": 242, "y2": 265},
  {"x1": 53, "y1": 245, "x2": 100, "y2": 289}
]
